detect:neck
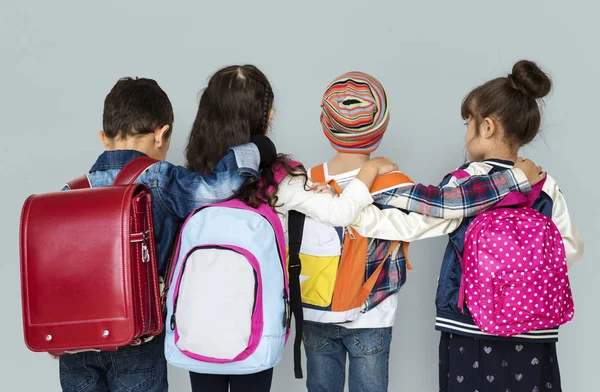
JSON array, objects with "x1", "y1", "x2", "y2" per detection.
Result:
[
  {"x1": 327, "y1": 152, "x2": 370, "y2": 175},
  {"x1": 108, "y1": 137, "x2": 153, "y2": 157},
  {"x1": 483, "y1": 145, "x2": 519, "y2": 163}
]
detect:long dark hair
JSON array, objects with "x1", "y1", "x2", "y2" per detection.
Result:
[{"x1": 186, "y1": 65, "x2": 306, "y2": 208}]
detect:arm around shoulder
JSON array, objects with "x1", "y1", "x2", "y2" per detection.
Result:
[
  {"x1": 351, "y1": 205, "x2": 462, "y2": 241},
  {"x1": 372, "y1": 166, "x2": 532, "y2": 219},
  {"x1": 277, "y1": 175, "x2": 373, "y2": 227},
  {"x1": 156, "y1": 143, "x2": 261, "y2": 219}
]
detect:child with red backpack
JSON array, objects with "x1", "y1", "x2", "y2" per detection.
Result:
[
  {"x1": 432, "y1": 61, "x2": 584, "y2": 392},
  {"x1": 52, "y1": 77, "x2": 277, "y2": 392}
]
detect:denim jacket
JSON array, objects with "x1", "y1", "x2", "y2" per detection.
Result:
[{"x1": 64, "y1": 143, "x2": 261, "y2": 276}]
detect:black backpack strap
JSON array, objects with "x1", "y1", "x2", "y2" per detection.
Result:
[{"x1": 287, "y1": 210, "x2": 305, "y2": 379}]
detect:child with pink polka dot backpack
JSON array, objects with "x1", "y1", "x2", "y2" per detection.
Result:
[
  {"x1": 453, "y1": 170, "x2": 574, "y2": 336},
  {"x1": 436, "y1": 60, "x2": 584, "y2": 392}
]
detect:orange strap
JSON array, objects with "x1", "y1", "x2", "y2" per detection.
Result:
[
  {"x1": 355, "y1": 240, "x2": 400, "y2": 307},
  {"x1": 369, "y1": 171, "x2": 414, "y2": 271},
  {"x1": 310, "y1": 164, "x2": 343, "y2": 195},
  {"x1": 331, "y1": 227, "x2": 370, "y2": 311},
  {"x1": 309, "y1": 164, "x2": 326, "y2": 183},
  {"x1": 403, "y1": 242, "x2": 412, "y2": 270}
]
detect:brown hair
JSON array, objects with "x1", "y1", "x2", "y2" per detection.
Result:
[
  {"x1": 103, "y1": 77, "x2": 174, "y2": 140},
  {"x1": 461, "y1": 60, "x2": 552, "y2": 146},
  {"x1": 185, "y1": 65, "x2": 307, "y2": 209}
]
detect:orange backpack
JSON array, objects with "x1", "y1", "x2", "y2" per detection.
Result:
[{"x1": 297, "y1": 164, "x2": 412, "y2": 323}]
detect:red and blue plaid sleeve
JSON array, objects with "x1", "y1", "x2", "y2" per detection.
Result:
[{"x1": 372, "y1": 169, "x2": 531, "y2": 219}]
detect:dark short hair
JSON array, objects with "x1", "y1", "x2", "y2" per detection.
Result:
[{"x1": 103, "y1": 77, "x2": 174, "y2": 140}]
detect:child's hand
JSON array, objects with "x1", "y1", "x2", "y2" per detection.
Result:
[
  {"x1": 355, "y1": 157, "x2": 398, "y2": 189},
  {"x1": 367, "y1": 157, "x2": 399, "y2": 176},
  {"x1": 48, "y1": 353, "x2": 58, "y2": 360},
  {"x1": 311, "y1": 182, "x2": 336, "y2": 196},
  {"x1": 514, "y1": 157, "x2": 546, "y2": 186}
]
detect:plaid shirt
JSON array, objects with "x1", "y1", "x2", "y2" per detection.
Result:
[
  {"x1": 363, "y1": 238, "x2": 406, "y2": 311},
  {"x1": 372, "y1": 168, "x2": 531, "y2": 219},
  {"x1": 362, "y1": 167, "x2": 531, "y2": 312}
]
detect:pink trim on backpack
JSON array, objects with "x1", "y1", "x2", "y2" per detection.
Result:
[
  {"x1": 167, "y1": 160, "x2": 301, "y2": 291},
  {"x1": 455, "y1": 177, "x2": 573, "y2": 337},
  {"x1": 451, "y1": 169, "x2": 471, "y2": 180},
  {"x1": 167, "y1": 160, "x2": 303, "y2": 348},
  {"x1": 172, "y1": 244, "x2": 264, "y2": 363}
]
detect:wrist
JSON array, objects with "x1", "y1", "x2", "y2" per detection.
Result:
[{"x1": 250, "y1": 135, "x2": 277, "y2": 168}]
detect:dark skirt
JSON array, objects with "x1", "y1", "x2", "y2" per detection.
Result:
[{"x1": 439, "y1": 332, "x2": 561, "y2": 392}]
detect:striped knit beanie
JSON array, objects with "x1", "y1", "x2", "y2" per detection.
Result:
[{"x1": 320, "y1": 72, "x2": 389, "y2": 154}]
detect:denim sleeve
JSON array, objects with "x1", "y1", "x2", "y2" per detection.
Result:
[{"x1": 155, "y1": 143, "x2": 260, "y2": 219}]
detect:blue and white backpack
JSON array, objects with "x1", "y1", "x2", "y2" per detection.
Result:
[{"x1": 164, "y1": 170, "x2": 306, "y2": 378}]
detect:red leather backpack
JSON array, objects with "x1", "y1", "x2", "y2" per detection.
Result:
[{"x1": 20, "y1": 157, "x2": 163, "y2": 354}]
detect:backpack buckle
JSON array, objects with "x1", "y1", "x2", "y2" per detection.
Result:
[{"x1": 141, "y1": 242, "x2": 150, "y2": 263}]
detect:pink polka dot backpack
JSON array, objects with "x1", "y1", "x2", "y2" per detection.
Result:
[{"x1": 454, "y1": 174, "x2": 574, "y2": 337}]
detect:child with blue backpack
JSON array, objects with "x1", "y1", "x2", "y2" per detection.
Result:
[
  {"x1": 168, "y1": 64, "x2": 397, "y2": 392},
  {"x1": 58, "y1": 77, "x2": 277, "y2": 392},
  {"x1": 167, "y1": 65, "x2": 545, "y2": 392}
]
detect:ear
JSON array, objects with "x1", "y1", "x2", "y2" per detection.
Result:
[
  {"x1": 154, "y1": 125, "x2": 171, "y2": 148},
  {"x1": 265, "y1": 108, "x2": 275, "y2": 135},
  {"x1": 481, "y1": 117, "x2": 498, "y2": 139},
  {"x1": 98, "y1": 130, "x2": 113, "y2": 150}
]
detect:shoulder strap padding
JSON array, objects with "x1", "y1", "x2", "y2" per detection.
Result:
[
  {"x1": 369, "y1": 171, "x2": 414, "y2": 270},
  {"x1": 369, "y1": 171, "x2": 413, "y2": 194},
  {"x1": 113, "y1": 157, "x2": 158, "y2": 186},
  {"x1": 309, "y1": 164, "x2": 326, "y2": 183},
  {"x1": 66, "y1": 175, "x2": 91, "y2": 190}
]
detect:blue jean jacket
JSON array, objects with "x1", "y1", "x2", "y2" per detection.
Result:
[{"x1": 64, "y1": 143, "x2": 260, "y2": 276}]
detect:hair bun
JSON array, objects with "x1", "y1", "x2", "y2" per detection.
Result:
[{"x1": 508, "y1": 60, "x2": 552, "y2": 99}]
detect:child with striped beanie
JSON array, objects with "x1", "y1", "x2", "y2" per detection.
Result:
[
  {"x1": 303, "y1": 72, "x2": 402, "y2": 392},
  {"x1": 320, "y1": 72, "x2": 389, "y2": 154}
]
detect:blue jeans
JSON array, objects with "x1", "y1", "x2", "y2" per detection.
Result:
[
  {"x1": 303, "y1": 322, "x2": 392, "y2": 392},
  {"x1": 59, "y1": 333, "x2": 167, "y2": 392}
]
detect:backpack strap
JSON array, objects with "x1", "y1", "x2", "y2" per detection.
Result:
[
  {"x1": 451, "y1": 169, "x2": 471, "y2": 180},
  {"x1": 494, "y1": 177, "x2": 547, "y2": 209},
  {"x1": 273, "y1": 159, "x2": 302, "y2": 184},
  {"x1": 287, "y1": 210, "x2": 306, "y2": 379},
  {"x1": 113, "y1": 157, "x2": 158, "y2": 186},
  {"x1": 310, "y1": 163, "x2": 343, "y2": 195},
  {"x1": 369, "y1": 171, "x2": 414, "y2": 270},
  {"x1": 161, "y1": 229, "x2": 181, "y2": 312},
  {"x1": 64, "y1": 156, "x2": 157, "y2": 190},
  {"x1": 355, "y1": 240, "x2": 400, "y2": 307},
  {"x1": 309, "y1": 164, "x2": 326, "y2": 183},
  {"x1": 65, "y1": 175, "x2": 91, "y2": 190}
]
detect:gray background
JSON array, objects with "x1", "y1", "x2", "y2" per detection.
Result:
[{"x1": 1, "y1": 0, "x2": 597, "y2": 390}]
